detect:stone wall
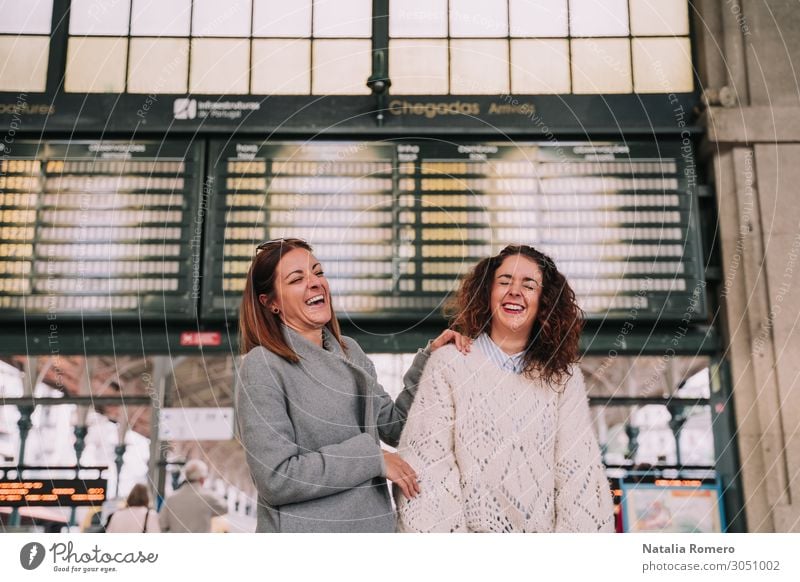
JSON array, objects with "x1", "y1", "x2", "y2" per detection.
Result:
[{"x1": 696, "y1": 0, "x2": 800, "y2": 532}]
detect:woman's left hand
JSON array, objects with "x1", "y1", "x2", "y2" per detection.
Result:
[{"x1": 430, "y1": 329, "x2": 472, "y2": 354}]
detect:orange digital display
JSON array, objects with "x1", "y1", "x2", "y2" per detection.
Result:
[{"x1": 0, "y1": 479, "x2": 106, "y2": 507}]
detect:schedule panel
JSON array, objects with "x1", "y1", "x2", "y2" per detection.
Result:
[
  {"x1": 204, "y1": 140, "x2": 704, "y2": 322},
  {"x1": 0, "y1": 141, "x2": 203, "y2": 320}
]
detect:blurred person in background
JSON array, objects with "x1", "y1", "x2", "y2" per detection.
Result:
[
  {"x1": 105, "y1": 483, "x2": 160, "y2": 533},
  {"x1": 158, "y1": 459, "x2": 227, "y2": 533}
]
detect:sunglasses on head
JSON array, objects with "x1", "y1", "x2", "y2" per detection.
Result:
[{"x1": 255, "y1": 237, "x2": 308, "y2": 252}]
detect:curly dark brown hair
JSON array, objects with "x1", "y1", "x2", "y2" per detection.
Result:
[{"x1": 446, "y1": 245, "x2": 583, "y2": 387}]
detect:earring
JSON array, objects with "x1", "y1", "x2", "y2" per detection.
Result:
[{"x1": 271, "y1": 307, "x2": 279, "y2": 314}]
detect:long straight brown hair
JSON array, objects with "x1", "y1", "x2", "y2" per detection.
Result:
[
  {"x1": 238, "y1": 238, "x2": 346, "y2": 361},
  {"x1": 126, "y1": 483, "x2": 151, "y2": 508}
]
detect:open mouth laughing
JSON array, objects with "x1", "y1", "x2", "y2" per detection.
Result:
[
  {"x1": 305, "y1": 294, "x2": 326, "y2": 307},
  {"x1": 501, "y1": 302, "x2": 525, "y2": 315}
]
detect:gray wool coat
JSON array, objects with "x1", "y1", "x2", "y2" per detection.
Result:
[{"x1": 235, "y1": 326, "x2": 429, "y2": 532}]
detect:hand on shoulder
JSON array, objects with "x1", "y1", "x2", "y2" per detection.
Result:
[
  {"x1": 425, "y1": 342, "x2": 472, "y2": 371},
  {"x1": 429, "y1": 329, "x2": 472, "y2": 354}
]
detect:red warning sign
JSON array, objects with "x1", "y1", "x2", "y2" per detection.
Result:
[{"x1": 179, "y1": 331, "x2": 222, "y2": 347}]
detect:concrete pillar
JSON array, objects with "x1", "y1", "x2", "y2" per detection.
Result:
[
  {"x1": 696, "y1": 0, "x2": 800, "y2": 531},
  {"x1": 146, "y1": 357, "x2": 172, "y2": 508}
]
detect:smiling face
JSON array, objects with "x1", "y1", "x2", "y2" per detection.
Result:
[
  {"x1": 489, "y1": 254, "x2": 543, "y2": 340},
  {"x1": 266, "y1": 248, "x2": 332, "y2": 338}
]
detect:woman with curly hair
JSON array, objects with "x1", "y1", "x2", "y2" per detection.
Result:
[{"x1": 396, "y1": 244, "x2": 613, "y2": 532}]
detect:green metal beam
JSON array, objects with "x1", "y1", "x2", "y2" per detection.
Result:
[
  {"x1": 1, "y1": 396, "x2": 152, "y2": 407},
  {"x1": 708, "y1": 356, "x2": 747, "y2": 533},
  {"x1": 0, "y1": 321, "x2": 720, "y2": 356},
  {"x1": 588, "y1": 397, "x2": 709, "y2": 407}
]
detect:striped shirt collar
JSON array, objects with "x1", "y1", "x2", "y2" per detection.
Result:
[{"x1": 474, "y1": 333, "x2": 526, "y2": 374}]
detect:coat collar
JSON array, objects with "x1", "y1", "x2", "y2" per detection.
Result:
[
  {"x1": 282, "y1": 325, "x2": 345, "y2": 361},
  {"x1": 282, "y1": 325, "x2": 379, "y2": 438}
]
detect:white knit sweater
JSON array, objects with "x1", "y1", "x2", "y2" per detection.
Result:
[{"x1": 396, "y1": 345, "x2": 614, "y2": 533}]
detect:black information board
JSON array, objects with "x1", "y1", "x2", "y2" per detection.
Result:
[
  {"x1": 205, "y1": 140, "x2": 705, "y2": 322},
  {"x1": 0, "y1": 478, "x2": 106, "y2": 507},
  {"x1": 0, "y1": 94, "x2": 699, "y2": 136},
  {"x1": 0, "y1": 140, "x2": 203, "y2": 320}
]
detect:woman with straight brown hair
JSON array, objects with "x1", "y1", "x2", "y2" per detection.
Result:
[
  {"x1": 104, "y1": 483, "x2": 160, "y2": 533},
  {"x1": 235, "y1": 238, "x2": 470, "y2": 532},
  {"x1": 396, "y1": 244, "x2": 614, "y2": 532}
]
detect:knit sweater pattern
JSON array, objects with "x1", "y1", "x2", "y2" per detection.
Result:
[{"x1": 396, "y1": 345, "x2": 614, "y2": 533}]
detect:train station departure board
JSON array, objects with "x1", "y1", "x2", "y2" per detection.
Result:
[
  {"x1": 205, "y1": 140, "x2": 705, "y2": 322},
  {"x1": 0, "y1": 141, "x2": 203, "y2": 320}
]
